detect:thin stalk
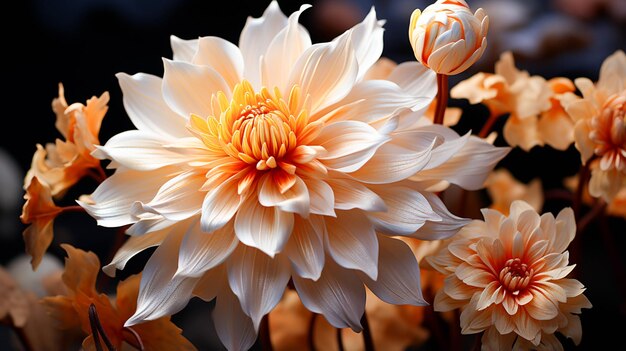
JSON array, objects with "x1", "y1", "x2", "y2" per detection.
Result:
[
  {"x1": 433, "y1": 74, "x2": 449, "y2": 125},
  {"x1": 260, "y1": 314, "x2": 273, "y2": 351},
  {"x1": 360, "y1": 312, "x2": 375, "y2": 351},
  {"x1": 307, "y1": 313, "x2": 317, "y2": 351}
]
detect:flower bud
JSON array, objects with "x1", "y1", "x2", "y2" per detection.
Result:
[{"x1": 409, "y1": 0, "x2": 488, "y2": 75}]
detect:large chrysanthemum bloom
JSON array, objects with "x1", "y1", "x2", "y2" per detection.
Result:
[
  {"x1": 451, "y1": 51, "x2": 577, "y2": 151},
  {"x1": 564, "y1": 50, "x2": 626, "y2": 202},
  {"x1": 79, "y1": 2, "x2": 508, "y2": 349},
  {"x1": 428, "y1": 201, "x2": 591, "y2": 350},
  {"x1": 43, "y1": 245, "x2": 195, "y2": 351},
  {"x1": 25, "y1": 84, "x2": 109, "y2": 198}
]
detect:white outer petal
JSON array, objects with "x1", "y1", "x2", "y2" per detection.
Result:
[
  {"x1": 414, "y1": 191, "x2": 470, "y2": 240},
  {"x1": 170, "y1": 35, "x2": 198, "y2": 62},
  {"x1": 162, "y1": 59, "x2": 230, "y2": 118},
  {"x1": 360, "y1": 235, "x2": 428, "y2": 305},
  {"x1": 78, "y1": 166, "x2": 180, "y2": 227},
  {"x1": 325, "y1": 177, "x2": 386, "y2": 211},
  {"x1": 284, "y1": 215, "x2": 325, "y2": 280},
  {"x1": 293, "y1": 258, "x2": 365, "y2": 331},
  {"x1": 175, "y1": 219, "x2": 239, "y2": 278},
  {"x1": 227, "y1": 245, "x2": 291, "y2": 329},
  {"x1": 213, "y1": 283, "x2": 257, "y2": 351},
  {"x1": 192, "y1": 36, "x2": 244, "y2": 89},
  {"x1": 239, "y1": 0, "x2": 289, "y2": 89},
  {"x1": 125, "y1": 227, "x2": 198, "y2": 326},
  {"x1": 201, "y1": 175, "x2": 245, "y2": 233},
  {"x1": 102, "y1": 227, "x2": 169, "y2": 277},
  {"x1": 325, "y1": 211, "x2": 378, "y2": 280},
  {"x1": 234, "y1": 198, "x2": 294, "y2": 257},
  {"x1": 116, "y1": 72, "x2": 189, "y2": 138}
]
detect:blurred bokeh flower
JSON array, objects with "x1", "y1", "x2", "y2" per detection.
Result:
[
  {"x1": 77, "y1": 1, "x2": 508, "y2": 349},
  {"x1": 485, "y1": 168, "x2": 543, "y2": 216},
  {"x1": 409, "y1": 0, "x2": 488, "y2": 75},
  {"x1": 428, "y1": 201, "x2": 591, "y2": 349},
  {"x1": 565, "y1": 50, "x2": 626, "y2": 202}
]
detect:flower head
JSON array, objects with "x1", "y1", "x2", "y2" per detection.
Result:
[
  {"x1": 565, "y1": 50, "x2": 626, "y2": 201},
  {"x1": 25, "y1": 84, "x2": 109, "y2": 198},
  {"x1": 451, "y1": 51, "x2": 576, "y2": 151},
  {"x1": 428, "y1": 201, "x2": 591, "y2": 349},
  {"x1": 42, "y1": 244, "x2": 195, "y2": 351},
  {"x1": 80, "y1": 2, "x2": 508, "y2": 349},
  {"x1": 409, "y1": 0, "x2": 489, "y2": 75}
]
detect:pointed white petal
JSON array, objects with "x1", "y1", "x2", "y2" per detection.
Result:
[
  {"x1": 92, "y1": 130, "x2": 202, "y2": 171},
  {"x1": 234, "y1": 198, "x2": 294, "y2": 257},
  {"x1": 305, "y1": 178, "x2": 335, "y2": 217},
  {"x1": 386, "y1": 61, "x2": 437, "y2": 103},
  {"x1": 78, "y1": 167, "x2": 180, "y2": 227},
  {"x1": 239, "y1": 1, "x2": 288, "y2": 89},
  {"x1": 336, "y1": 7, "x2": 384, "y2": 81},
  {"x1": 103, "y1": 227, "x2": 169, "y2": 277},
  {"x1": 192, "y1": 36, "x2": 244, "y2": 89},
  {"x1": 162, "y1": 59, "x2": 230, "y2": 118},
  {"x1": 316, "y1": 120, "x2": 390, "y2": 173},
  {"x1": 367, "y1": 185, "x2": 441, "y2": 235},
  {"x1": 176, "y1": 220, "x2": 238, "y2": 278},
  {"x1": 135, "y1": 170, "x2": 205, "y2": 221},
  {"x1": 348, "y1": 139, "x2": 435, "y2": 184},
  {"x1": 227, "y1": 246, "x2": 291, "y2": 329},
  {"x1": 325, "y1": 211, "x2": 378, "y2": 280},
  {"x1": 125, "y1": 228, "x2": 198, "y2": 326},
  {"x1": 192, "y1": 265, "x2": 225, "y2": 302},
  {"x1": 116, "y1": 72, "x2": 189, "y2": 138},
  {"x1": 287, "y1": 34, "x2": 358, "y2": 113},
  {"x1": 284, "y1": 215, "x2": 325, "y2": 280},
  {"x1": 262, "y1": 4, "x2": 312, "y2": 91},
  {"x1": 411, "y1": 136, "x2": 510, "y2": 190},
  {"x1": 258, "y1": 174, "x2": 310, "y2": 217},
  {"x1": 213, "y1": 285, "x2": 258, "y2": 351},
  {"x1": 201, "y1": 175, "x2": 244, "y2": 233},
  {"x1": 325, "y1": 177, "x2": 386, "y2": 211},
  {"x1": 293, "y1": 258, "x2": 365, "y2": 331},
  {"x1": 360, "y1": 235, "x2": 428, "y2": 305},
  {"x1": 170, "y1": 35, "x2": 198, "y2": 62},
  {"x1": 414, "y1": 191, "x2": 470, "y2": 240}
]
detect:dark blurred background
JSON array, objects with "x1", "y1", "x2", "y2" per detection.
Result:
[{"x1": 1, "y1": 0, "x2": 625, "y2": 350}]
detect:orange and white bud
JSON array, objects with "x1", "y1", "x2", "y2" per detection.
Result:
[{"x1": 409, "y1": 0, "x2": 488, "y2": 75}]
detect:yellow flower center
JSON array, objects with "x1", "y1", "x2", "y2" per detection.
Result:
[
  {"x1": 499, "y1": 257, "x2": 533, "y2": 294},
  {"x1": 188, "y1": 80, "x2": 326, "y2": 194},
  {"x1": 590, "y1": 91, "x2": 626, "y2": 172}
]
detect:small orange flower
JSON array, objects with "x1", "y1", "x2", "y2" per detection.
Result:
[
  {"x1": 565, "y1": 50, "x2": 626, "y2": 202},
  {"x1": 24, "y1": 84, "x2": 108, "y2": 198},
  {"x1": 42, "y1": 244, "x2": 195, "y2": 351},
  {"x1": 451, "y1": 51, "x2": 576, "y2": 151},
  {"x1": 428, "y1": 201, "x2": 591, "y2": 349},
  {"x1": 20, "y1": 177, "x2": 62, "y2": 269}
]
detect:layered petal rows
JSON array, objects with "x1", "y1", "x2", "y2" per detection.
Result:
[{"x1": 80, "y1": 2, "x2": 509, "y2": 349}]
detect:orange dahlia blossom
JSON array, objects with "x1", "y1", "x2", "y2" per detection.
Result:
[
  {"x1": 565, "y1": 50, "x2": 626, "y2": 202},
  {"x1": 24, "y1": 84, "x2": 108, "y2": 198},
  {"x1": 43, "y1": 244, "x2": 195, "y2": 351},
  {"x1": 79, "y1": 2, "x2": 508, "y2": 349},
  {"x1": 428, "y1": 201, "x2": 591, "y2": 350}
]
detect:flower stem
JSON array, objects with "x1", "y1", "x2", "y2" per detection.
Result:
[
  {"x1": 336, "y1": 328, "x2": 345, "y2": 351},
  {"x1": 478, "y1": 112, "x2": 500, "y2": 138},
  {"x1": 260, "y1": 314, "x2": 273, "y2": 351},
  {"x1": 12, "y1": 325, "x2": 34, "y2": 351},
  {"x1": 572, "y1": 161, "x2": 591, "y2": 219},
  {"x1": 471, "y1": 332, "x2": 482, "y2": 351},
  {"x1": 434, "y1": 74, "x2": 449, "y2": 125},
  {"x1": 89, "y1": 303, "x2": 117, "y2": 351},
  {"x1": 361, "y1": 312, "x2": 375, "y2": 351},
  {"x1": 307, "y1": 313, "x2": 318, "y2": 351}
]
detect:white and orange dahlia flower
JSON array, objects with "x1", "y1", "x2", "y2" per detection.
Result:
[
  {"x1": 79, "y1": 2, "x2": 508, "y2": 350},
  {"x1": 428, "y1": 201, "x2": 591, "y2": 350}
]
